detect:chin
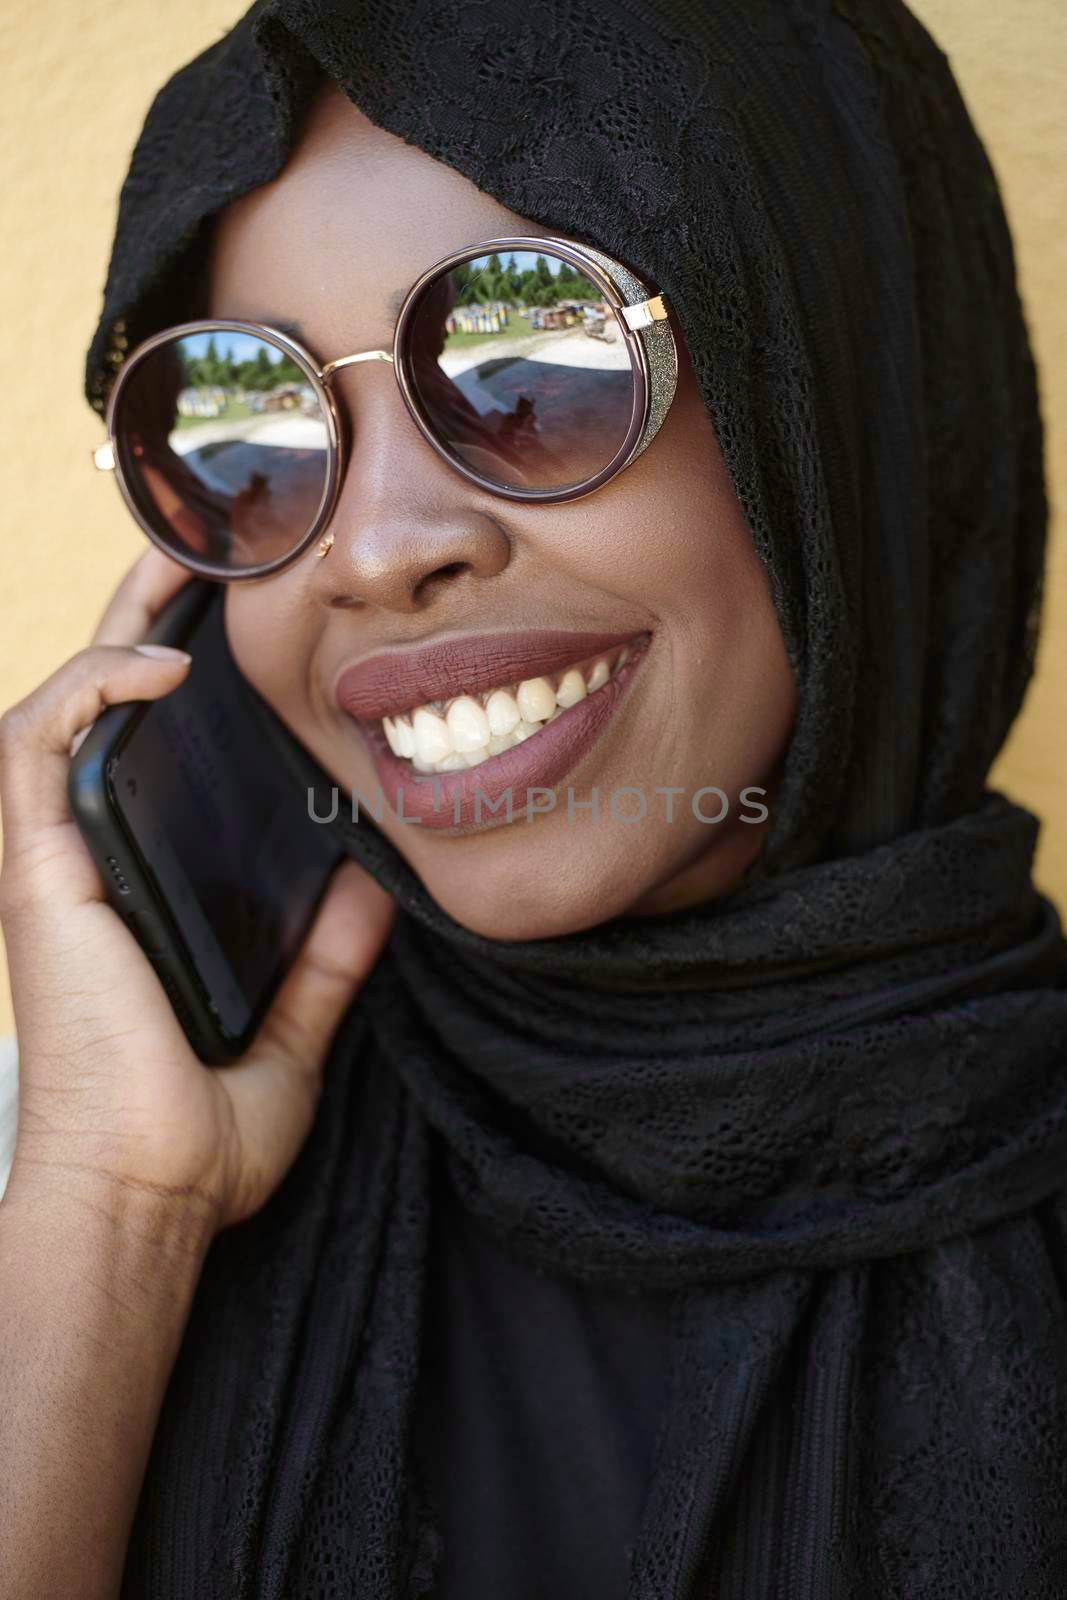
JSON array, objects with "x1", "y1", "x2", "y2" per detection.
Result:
[{"x1": 415, "y1": 872, "x2": 614, "y2": 943}]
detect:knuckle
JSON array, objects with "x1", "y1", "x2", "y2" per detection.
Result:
[
  {"x1": 303, "y1": 944, "x2": 361, "y2": 990},
  {"x1": 261, "y1": 1002, "x2": 308, "y2": 1065},
  {"x1": 0, "y1": 649, "x2": 108, "y2": 756},
  {"x1": 58, "y1": 644, "x2": 109, "y2": 681},
  {"x1": 0, "y1": 698, "x2": 34, "y2": 753},
  {"x1": 68, "y1": 643, "x2": 110, "y2": 676}
]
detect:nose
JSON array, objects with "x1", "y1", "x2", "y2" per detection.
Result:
[{"x1": 308, "y1": 362, "x2": 512, "y2": 614}]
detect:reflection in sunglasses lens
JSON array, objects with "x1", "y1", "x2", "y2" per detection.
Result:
[
  {"x1": 405, "y1": 250, "x2": 637, "y2": 492},
  {"x1": 115, "y1": 330, "x2": 330, "y2": 571}
]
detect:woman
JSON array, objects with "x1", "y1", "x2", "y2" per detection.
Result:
[{"x1": 2, "y1": 1, "x2": 1067, "y2": 1596}]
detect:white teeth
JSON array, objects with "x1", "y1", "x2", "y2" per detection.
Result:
[
  {"x1": 380, "y1": 638, "x2": 645, "y2": 773},
  {"x1": 393, "y1": 717, "x2": 415, "y2": 758},
  {"x1": 486, "y1": 689, "x2": 521, "y2": 736},
  {"x1": 383, "y1": 714, "x2": 417, "y2": 759},
  {"x1": 413, "y1": 707, "x2": 452, "y2": 764},
  {"x1": 446, "y1": 695, "x2": 491, "y2": 753},
  {"x1": 555, "y1": 669, "x2": 587, "y2": 708},
  {"x1": 516, "y1": 676, "x2": 556, "y2": 722}
]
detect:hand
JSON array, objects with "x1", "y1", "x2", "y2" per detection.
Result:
[{"x1": 0, "y1": 548, "x2": 394, "y2": 1236}]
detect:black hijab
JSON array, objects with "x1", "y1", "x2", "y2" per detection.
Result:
[{"x1": 87, "y1": 2, "x2": 1067, "y2": 1595}]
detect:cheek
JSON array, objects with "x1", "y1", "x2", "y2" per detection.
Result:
[
  {"x1": 620, "y1": 476, "x2": 796, "y2": 785},
  {"x1": 643, "y1": 399, "x2": 794, "y2": 721},
  {"x1": 536, "y1": 354, "x2": 763, "y2": 619}
]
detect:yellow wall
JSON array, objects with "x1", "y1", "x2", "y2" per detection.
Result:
[{"x1": 0, "y1": 2, "x2": 1064, "y2": 1032}]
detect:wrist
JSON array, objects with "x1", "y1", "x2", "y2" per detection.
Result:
[
  {"x1": 0, "y1": 1144, "x2": 216, "y2": 1600},
  {"x1": 1, "y1": 1150, "x2": 218, "y2": 1291}
]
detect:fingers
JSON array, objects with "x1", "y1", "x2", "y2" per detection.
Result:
[
  {"x1": 218, "y1": 861, "x2": 396, "y2": 1219},
  {"x1": 0, "y1": 644, "x2": 191, "y2": 840},
  {"x1": 256, "y1": 858, "x2": 395, "y2": 1068},
  {"x1": 63, "y1": 550, "x2": 194, "y2": 756},
  {"x1": 90, "y1": 547, "x2": 194, "y2": 649}
]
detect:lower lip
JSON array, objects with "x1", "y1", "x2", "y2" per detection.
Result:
[{"x1": 350, "y1": 640, "x2": 649, "y2": 832}]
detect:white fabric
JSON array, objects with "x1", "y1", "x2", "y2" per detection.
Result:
[{"x1": 0, "y1": 1034, "x2": 18, "y2": 1202}]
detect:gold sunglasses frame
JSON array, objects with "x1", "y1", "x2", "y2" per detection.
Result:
[{"x1": 93, "y1": 235, "x2": 678, "y2": 581}]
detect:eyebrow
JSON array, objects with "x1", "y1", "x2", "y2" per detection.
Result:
[{"x1": 264, "y1": 288, "x2": 408, "y2": 348}]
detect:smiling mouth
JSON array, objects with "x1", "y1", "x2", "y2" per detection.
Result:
[
  {"x1": 378, "y1": 639, "x2": 641, "y2": 774},
  {"x1": 335, "y1": 626, "x2": 651, "y2": 830}
]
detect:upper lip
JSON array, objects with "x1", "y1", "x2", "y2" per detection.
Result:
[{"x1": 335, "y1": 629, "x2": 646, "y2": 720}]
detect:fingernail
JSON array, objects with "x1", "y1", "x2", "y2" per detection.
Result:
[
  {"x1": 135, "y1": 643, "x2": 192, "y2": 662},
  {"x1": 69, "y1": 726, "x2": 91, "y2": 757}
]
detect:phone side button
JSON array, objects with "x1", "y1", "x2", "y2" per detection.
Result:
[{"x1": 128, "y1": 909, "x2": 168, "y2": 957}]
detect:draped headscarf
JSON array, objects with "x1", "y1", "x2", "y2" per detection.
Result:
[{"x1": 86, "y1": 1, "x2": 1067, "y2": 1594}]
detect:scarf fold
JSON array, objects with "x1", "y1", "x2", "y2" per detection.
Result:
[
  {"x1": 120, "y1": 767, "x2": 1067, "y2": 1598},
  {"x1": 89, "y1": 1, "x2": 1067, "y2": 1594}
]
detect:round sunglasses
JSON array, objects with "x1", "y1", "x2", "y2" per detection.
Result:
[{"x1": 93, "y1": 236, "x2": 679, "y2": 581}]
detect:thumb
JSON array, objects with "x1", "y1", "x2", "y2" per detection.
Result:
[
  {"x1": 216, "y1": 858, "x2": 395, "y2": 1224},
  {"x1": 257, "y1": 858, "x2": 395, "y2": 1065}
]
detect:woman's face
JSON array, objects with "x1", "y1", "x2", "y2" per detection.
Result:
[{"x1": 212, "y1": 82, "x2": 796, "y2": 940}]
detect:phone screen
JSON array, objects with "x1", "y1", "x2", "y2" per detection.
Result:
[{"x1": 110, "y1": 594, "x2": 341, "y2": 1039}]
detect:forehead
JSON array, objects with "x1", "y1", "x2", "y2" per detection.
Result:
[{"x1": 207, "y1": 81, "x2": 557, "y2": 344}]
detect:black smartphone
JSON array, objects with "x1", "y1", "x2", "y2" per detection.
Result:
[{"x1": 68, "y1": 579, "x2": 343, "y2": 1064}]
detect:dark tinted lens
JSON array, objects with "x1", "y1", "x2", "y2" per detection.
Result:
[
  {"x1": 114, "y1": 330, "x2": 331, "y2": 572},
  {"x1": 404, "y1": 251, "x2": 637, "y2": 492}
]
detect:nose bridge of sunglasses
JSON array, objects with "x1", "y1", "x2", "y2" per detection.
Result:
[{"x1": 319, "y1": 348, "x2": 395, "y2": 383}]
